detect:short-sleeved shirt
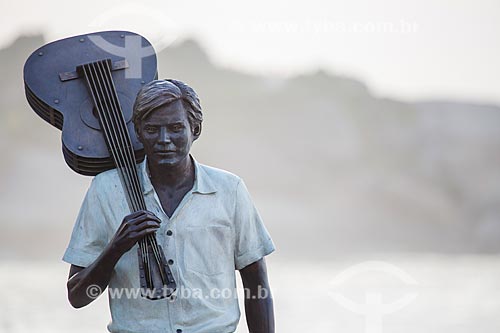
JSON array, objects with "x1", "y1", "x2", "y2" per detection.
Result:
[{"x1": 63, "y1": 157, "x2": 275, "y2": 333}]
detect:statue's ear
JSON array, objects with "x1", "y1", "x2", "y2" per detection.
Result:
[
  {"x1": 193, "y1": 124, "x2": 202, "y2": 140},
  {"x1": 135, "y1": 124, "x2": 143, "y2": 143}
]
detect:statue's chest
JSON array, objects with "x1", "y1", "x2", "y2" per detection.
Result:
[{"x1": 156, "y1": 187, "x2": 191, "y2": 218}]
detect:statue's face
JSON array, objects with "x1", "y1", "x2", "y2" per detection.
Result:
[{"x1": 137, "y1": 100, "x2": 198, "y2": 167}]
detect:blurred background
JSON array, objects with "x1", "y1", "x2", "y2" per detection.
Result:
[{"x1": 1, "y1": 0, "x2": 500, "y2": 332}]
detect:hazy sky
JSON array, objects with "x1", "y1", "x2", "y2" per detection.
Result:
[{"x1": 1, "y1": 0, "x2": 499, "y2": 104}]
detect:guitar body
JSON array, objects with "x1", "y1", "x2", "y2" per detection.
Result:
[{"x1": 24, "y1": 31, "x2": 157, "y2": 175}]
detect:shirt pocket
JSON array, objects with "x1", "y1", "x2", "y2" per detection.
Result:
[{"x1": 184, "y1": 225, "x2": 232, "y2": 276}]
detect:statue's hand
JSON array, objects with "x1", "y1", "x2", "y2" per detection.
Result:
[{"x1": 109, "y1": 210, "x2": 161, "y2": 256}]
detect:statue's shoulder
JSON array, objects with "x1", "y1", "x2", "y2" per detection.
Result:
[
  {"x1": 90, "y1": 167, "x2": 123, "y2": 196},
  {"x1": 196, "y1": 162, "x2": 242, "y2": 191},
  {"x1": 93, "y1": 167, "x2": 121, "y2": 184}
]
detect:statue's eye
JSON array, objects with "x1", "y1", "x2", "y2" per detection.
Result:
[{"x1": 145, "y1": 126, "x2": 157, "y2": 133}]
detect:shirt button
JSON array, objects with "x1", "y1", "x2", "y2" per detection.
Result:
[
  {"x1": 168, "y1": 259, "x2": 174, "y2": 265},
  {"x1": 166, "y1": 230, "x2": 173, "y2": 236}
]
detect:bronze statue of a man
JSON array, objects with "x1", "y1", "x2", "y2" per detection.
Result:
[{"x1": 63, "y1": 79, "x2": 276, "y2": 333}]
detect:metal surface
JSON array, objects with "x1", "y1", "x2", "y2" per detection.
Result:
[
  {"x1": 23, "y1": 31, "x2": 155, "y2": 175},
  {"x1": 59, "y1": 59, "x2": 129, "y2": 82}
]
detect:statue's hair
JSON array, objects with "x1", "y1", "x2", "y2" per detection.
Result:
[{"x1": 132, "y1": 79, "x2": 202, "y2": 134}]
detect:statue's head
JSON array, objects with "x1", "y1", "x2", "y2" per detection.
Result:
[
  {"x1": 133, "y1": 79, "x2": 202, "y2": 136},
  {"x1": 133, "y1": 79, "x2": 203, "y2": 166}
]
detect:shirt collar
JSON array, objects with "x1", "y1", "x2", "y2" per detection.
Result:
[{"x1": 140, "y1": 155, "x2": 217, "y2": 195}]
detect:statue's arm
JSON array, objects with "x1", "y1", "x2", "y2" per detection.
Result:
[
  {"x1": 67, "y1": 246, "x2": 121, "y2": 308},
  {"x1": 239, "y1": 258, "x2": 275, "y2": 333},
  {"x1": 66, "y1": 210, "x2": 161, "y2": 308}
]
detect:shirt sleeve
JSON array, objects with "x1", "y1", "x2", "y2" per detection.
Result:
[
  {"x1": 62, "y1": 178, "x2": 110, "y2": 268},
  {"x1": 233, "y1": 179, "x2": 275, "y2": 270}
]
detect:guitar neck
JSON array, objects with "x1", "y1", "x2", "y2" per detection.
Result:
[
  {"x1": 80, "y1": 59, "x2": 176, "y2": 300},
  {"x1": 80, "y1": 59, "x2": 146, "y2": 212}
]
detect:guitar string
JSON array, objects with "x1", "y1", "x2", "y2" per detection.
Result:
[
  {"x1": 87, "y1": 62, "x2": 154, "y2": 289},
  {"x1": 96, "y1": 60, "x2": 169, "y2": 288},
  {"x1": 82, "y1": 61, "x2": 174, "y2": 293},
  {"x1": 86, "y1": 62, "x2": 152, "y2": 288},
  {"x1": 82, "y1": 63, "x2": 145, "y2": 248},
  {"x1": 100, "y1": 63, "x2": 159, "y2": 239},
  {"x1": 100, "y1": 61, "x2": 167, "y2": 284},
  {"x1": 91, "y1": 63, "x2": 142, "y2": 215},
  {"x1": 89, "y1": 63, "x2": 141, "y2": 210},
  {"x1": 82, "y1": 63, "x2": 152, "y2": 288},
  {"x1": 98, "y1": 61, "x2": 166, "y2": 285}
]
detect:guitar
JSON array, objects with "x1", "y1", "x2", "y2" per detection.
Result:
[{"x1": 24, "y1": 30, "x2": 176, "y2": 299}]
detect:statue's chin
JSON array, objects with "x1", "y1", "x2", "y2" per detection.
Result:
[{"x1": 156, "y1": 158, "x2": 178, "y2": 167}]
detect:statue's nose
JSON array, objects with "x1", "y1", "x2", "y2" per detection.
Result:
[{"x1": 158, "y1": 127, "x2": 171, "y2": 143}]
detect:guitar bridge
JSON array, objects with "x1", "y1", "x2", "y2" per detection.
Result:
[{"x1": 138, "y1": 244, "x2": 177, "y2": 300}]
